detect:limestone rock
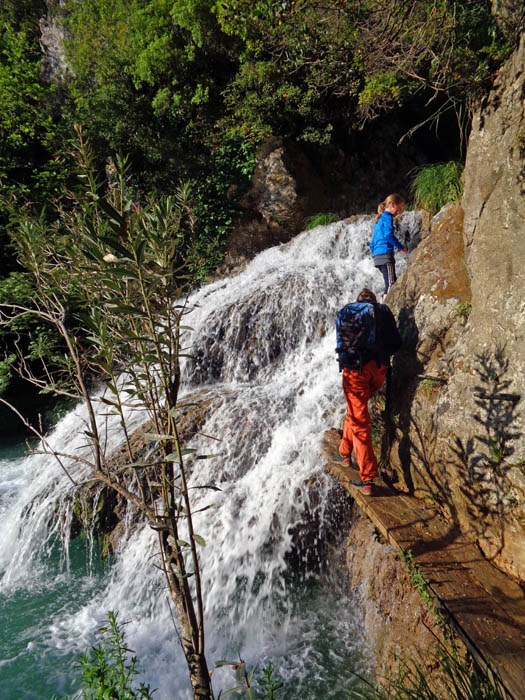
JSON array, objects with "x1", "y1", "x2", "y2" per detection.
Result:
[
  {"x1": 226, "y1": 138, "x2": 307, "y2": 261},
  {"x1": 346, "y1": 511, "x2": 454, "y2": 681},
  {"x1": 388, "y1": 36, "x2": 525, "y2": 582},
  {"x1": 226, "y1": 120, "x2": 443, "y2": 265},
  {"x1": 39, "y1": 1, "x2": 70, "y2": 83}
]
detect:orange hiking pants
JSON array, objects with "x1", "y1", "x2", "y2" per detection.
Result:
[{"x1": 339, "y1": 360, "x2": 387, "y2": 482}]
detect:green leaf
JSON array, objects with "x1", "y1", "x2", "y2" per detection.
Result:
[
  {"x1": 143, "y1": 433, "x2": 172, "y2": 441},
  {"x1": 97, "y1": 199, "x2": 127, "y2": 228},
  {"x1": 192, "y1": 534, "x2": 206, "y2": 547},
  {"x1": 217, "y1": 686, "x2": 248, "y2": 697},
  {"x1": 106, "y1": 303, "x2": 149, "y2": 317},
  {"x1": 165, "y1": 448, "x2": 196, "y2": 461},
  {"x1": 119, "y1": 461, "x2": 157, "y2": 469}
]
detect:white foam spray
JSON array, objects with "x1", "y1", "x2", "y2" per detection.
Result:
[{"x1": 0, "y1": 213, "x2": 421, "y2": 698}]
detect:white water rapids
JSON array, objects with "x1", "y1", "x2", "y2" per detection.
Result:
[{"x1": 0, "y1": 213, "x2": 421, "y2": 699}]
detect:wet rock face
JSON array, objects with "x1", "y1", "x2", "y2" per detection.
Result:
[
  {"x1": 243, "y1": 142, "x2": 300, "y2": 226},
  {"x1": 346, "y1": 512, "x2": 450, "y2": 679},
  {"x1": 388, "y1": 37, "x2": 525, "y2": 582},
  {"x1": 225, "y1": 139, "x2": 304, "y2": 262},
  {"x1": 186, "y1": 274, "x2": 328, "y2": 385}
]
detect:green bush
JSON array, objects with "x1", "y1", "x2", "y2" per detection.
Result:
[
  {"x1": 349, "y1": 643, "x2": 508, "y2": 700},
  {"x1": 54, "y1": 612, "x2": 154, "y2": 700},
  {"x1": 191, "y1": 136, "x2": 256, "y2": 279},
  {"x1": 304, "y1": 212, "x2": 339, "y2": 230},
  {"x1": 410, "y1": 161, "x2": 464, "y2": 216}
]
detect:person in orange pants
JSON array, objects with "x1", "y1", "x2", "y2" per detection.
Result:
[
  {"x1": 337, "y1": 288, "x2": 402, "y2": 496},
  {"x1": 339, "y1": 360, "x2": 387, "y2": 490}
]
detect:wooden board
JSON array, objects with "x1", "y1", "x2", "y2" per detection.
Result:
[{"x1": 323, "y1": 430, "x2": 525, "y2": 700}]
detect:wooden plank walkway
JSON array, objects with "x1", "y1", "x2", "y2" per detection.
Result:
[{"x1": 322, "y1": 429, "x2": 525, "y2": 700}]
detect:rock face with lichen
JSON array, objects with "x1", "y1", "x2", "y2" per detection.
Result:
[
  {"x1": 39, "y1": 1, "x2": 70, "y2": 83},
  {"x1": 346, "y1": 511, "x2": 452, "y2": 680},
  {"x1": 386, "y1": 36, "x2": 525, "y2": 583}
]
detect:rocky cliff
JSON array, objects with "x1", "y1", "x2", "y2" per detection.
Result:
[
  {"x1": 386, "y1": 35, "x2": 525, "y2": 583},
  {"x1": 346, "y1": 511, "x2": 451, "y2": 682}
]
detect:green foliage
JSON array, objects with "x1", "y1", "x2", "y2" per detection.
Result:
[
  {"x1": 0, "y1": 0, "x2": 46, "y2": 36},
  {"x1": 349, "y1": 644, "x2": 508, "y2": 700},
  {"x1": 60, "y1": 0, "x2": 255, "y2": 277},
  {"x1": 215, "y1": 0, "x2": 363, "y2": 143},
  {"x1": 0, "y1": 23, "x2": 71, "y2": 202},
  {"x1": 0, "y1": 16, "x2": 74, "y2": 384},
  {"x1": 0, "y1": 270, "x2": 63, "y2": 392},
  {"x1": 215, "y1": 0, "x2": 512, "y2": 141},
  {"x1": 259, "y1": 663, "x2": 283, "y2": 700},
  {"x1": 418, "y1": 378, "x2": 442, "y2": 402},
  {"x1": 303, "y1": 212, "x2": 339, "y2": 230},
  {"x1": 0, "y1": 271, "x2": 35, "y2": 307},
  {"x1": 488, "y1": 436, "x2": 505, "y2": 466},
  {"x1": 456, "y1": 301, "x2": 472, "y2": 320},
  {"x1": 0, "y1": 353, "x2": 15, "y2": 393},
  {"x1": 490, "y1": 1, "x2": 525, "y2": 48},
  {"x1": 400, "y1": 549, "x2": 446, "y2": 630},
  {"x1": 0, "y1": 24, "x2": 43, "y2": 151},
  {"x1": 3, "y1": 133, "x2": 215, "y2": 695},
  {"x1": 0, "y1": 0, "x2": 516, "y2": 396},
  {"x1": 358, "y1": 70, "x2": 405, "y2": 115},
  {"x1": 62, "y1": 0, "x2": 237, "y2": 185},
  {"x1": 216, "y1": 656, "x2": 283, "y2": 699},
  {"x1": 54, "y1": 611, "x2": 154, "y2": 700},
  {"x1": 1, "y1": 134, "x2": 197, "y2": 396},
  {"x1": 410, "y1": 161, "x2": 464, "y2": 216},
  {"x1": 64, "y1": 625, "x2": 282, "y2": 700},
  {"x1": 192, "y1": 136, "x2": 256, "y2": 278}
]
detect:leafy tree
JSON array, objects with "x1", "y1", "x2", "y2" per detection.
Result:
[
  {"x1": 0, "y1": 23, "x2": 71, "y2": 207},
  {"x1": 0, "y1": 132, "x2": 215, "y2": 698},
  {"x1": 0, "y1": 4, "x2": 254, "y2": 392},
  {"x1": 191, "y1": 135, "x2": 255, "y2": 277},
  {"x1": 214, "y1": 0, "x2": 364, "y2": 143},
  {"x1": 0, "y1": 268, "x2": 59, "y2": 393},
  {"x1": 0, "y1": 0, "x2": 46, "y2": 36},
  {"x1": 0, "y1": 18, "x2": 75, "y2": 391},
  {"x1": 61, "y1": 0, "x2": 239, "y2": 188},
  {"x1": 59, "y1": 0, "x2": 255, "y2": 277},
  {"x1": 214, "y1": 0, "x2": 512, "y2": 142}
]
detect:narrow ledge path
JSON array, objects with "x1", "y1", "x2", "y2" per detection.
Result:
[{"x1": 322, "y1": 428, "x2": 525, "y2": 700}]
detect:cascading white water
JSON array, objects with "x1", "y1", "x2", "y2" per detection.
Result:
[{"x1": 0, "y1": 213, "x2": 421, "y2": 699}]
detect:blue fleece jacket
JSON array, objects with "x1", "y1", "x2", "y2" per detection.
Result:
[{"x1": 369, "y1": 211, "x2": 404, "y2": 257}]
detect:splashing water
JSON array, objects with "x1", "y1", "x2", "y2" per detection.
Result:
[{"x1": 0, "y1": 213, "x2": 421, "y2": 699}]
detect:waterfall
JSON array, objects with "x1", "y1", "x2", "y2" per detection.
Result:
[{"x1": 0, "y1": 213, "x2": 421, "y2": 698}]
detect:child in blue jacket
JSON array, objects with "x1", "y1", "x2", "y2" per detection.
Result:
[{"x1": 370, "y1": 193, "x2": 407, "y2": 301}]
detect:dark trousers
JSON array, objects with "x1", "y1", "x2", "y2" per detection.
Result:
[{"x1": 377, "y1": 262, "x2": 396, "y2": 296}]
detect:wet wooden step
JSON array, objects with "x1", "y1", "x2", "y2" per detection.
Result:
[{"x1": 322, "y1": 429, "x2": 525, "y2": 700}]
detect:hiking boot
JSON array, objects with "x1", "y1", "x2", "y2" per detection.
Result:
[
  {"x1": 350, "y1": 478, "x2": 374, "y2": 496},
  {"x1": 338, "y1": 453, "x2": 359, "y2": 468}
]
